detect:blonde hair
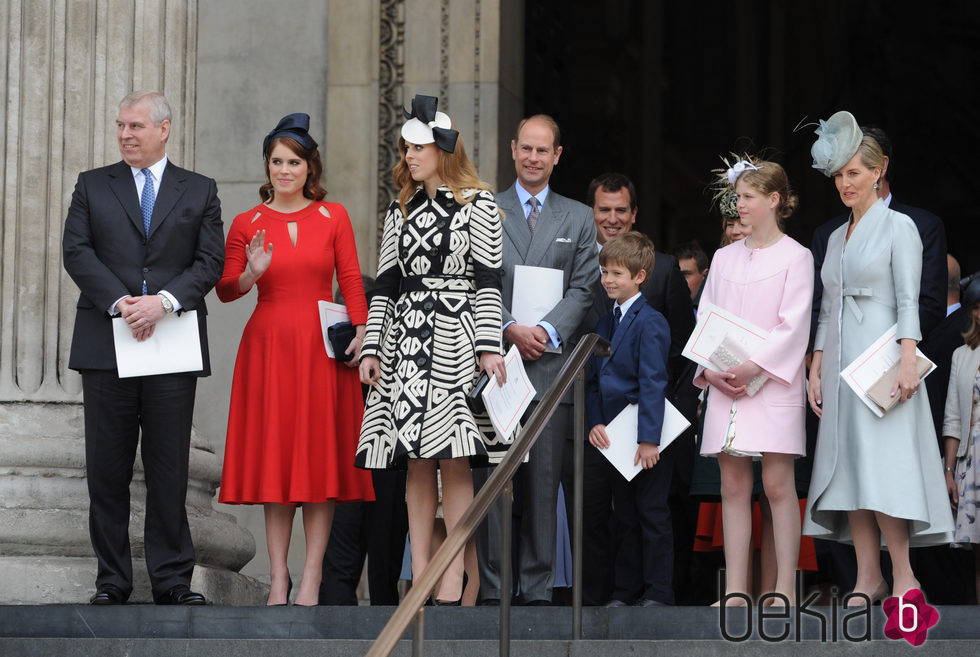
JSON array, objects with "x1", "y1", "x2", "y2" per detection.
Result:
[
  {"x1": 393, "y1": 133, "x2": 491, "y2": 216},
  {"x1": 856, "y1": 135, "x2": 886, "y2": 172}
]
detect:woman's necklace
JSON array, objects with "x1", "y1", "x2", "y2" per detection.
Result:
[{"x1": 746, "y1": 231, "x2": 782, "y2": 259}]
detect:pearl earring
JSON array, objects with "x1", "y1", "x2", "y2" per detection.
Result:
[{"x1": 873, "y1": 181, "x2": 880, "y2": 191}]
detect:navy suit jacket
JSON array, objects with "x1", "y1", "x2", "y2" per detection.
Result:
[
  {"x1": 586, "y1": 294, "x2": 670, "y2": 445},
  {"x1": 810, "y1": 199, "x2": 946, "y2": 345},
  {"x1": 63, "y1": 160, "x2": 224, "y2": 374}
]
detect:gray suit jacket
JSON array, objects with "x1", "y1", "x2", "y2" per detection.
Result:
[{"x1": 496, "y1": 183, "x2": 597, "y2": 401}]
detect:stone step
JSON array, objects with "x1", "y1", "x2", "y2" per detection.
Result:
[{"x1": 1, "y1": 604, "x2": 976, "y2": 655}]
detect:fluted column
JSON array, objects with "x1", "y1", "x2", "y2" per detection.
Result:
[{"x1": 0, "y1": 0, "x2": 258, "y2": 604}]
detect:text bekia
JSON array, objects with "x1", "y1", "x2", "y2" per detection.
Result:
[{"x1": 717, "y1": 570, "x2": 873, "y2": 642}]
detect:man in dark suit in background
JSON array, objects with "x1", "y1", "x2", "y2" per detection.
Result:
[
  {"x1": 63, "y1": 90, "x2": 224, "y2": 605},
  {"x1": 474, "y1": 115, "x2": 597, "y2": 606},
  {"x1": 560, "y1": 173, "x2": 697, "y2": 605}
]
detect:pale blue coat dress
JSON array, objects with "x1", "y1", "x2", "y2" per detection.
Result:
[{"x1": 803, "y1": 199, "x2": 954, "y2": 546}]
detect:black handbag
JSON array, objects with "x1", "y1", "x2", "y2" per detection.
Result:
[
  {"x1": 327, "y1": 321, "x2": 356, "y2": 362},
  {"x1": 465, "y1": 372, "x2": 492, "y2": 414}
]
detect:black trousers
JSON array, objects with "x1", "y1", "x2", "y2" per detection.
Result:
[
  {"x1": 319, "y1": 469, "x2": 408, "y2": 605},
  {"x1": 560, "y1": 440, "x2": 616, "y2": 605},
  {"x1": 610, "y1": 449, "x2": 675, "y2": 604},
  {"x1": 82, "y1": 370, "x2": 197, "y2": 599}
]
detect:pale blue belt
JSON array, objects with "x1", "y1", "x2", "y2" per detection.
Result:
[{"x1": 841, "y1": 287, "x2": 893, "y2": 322}]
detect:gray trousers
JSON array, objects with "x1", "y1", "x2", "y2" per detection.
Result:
[{"x1": 474, "y1": 402, "x2": 569, "y2": 603}]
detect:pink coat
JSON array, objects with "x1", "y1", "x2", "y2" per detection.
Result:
[{"x1": 694, "y1": 236, "x2": 814, "y2": 455}]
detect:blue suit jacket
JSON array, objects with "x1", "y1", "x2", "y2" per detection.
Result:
[{"x1": 586, "y1": 294, "x2": 670, "y2": 445}]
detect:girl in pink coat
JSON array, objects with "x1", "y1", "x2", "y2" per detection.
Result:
[{"x1": 694, "y1": 158, "x2": 813, "y2": 606}]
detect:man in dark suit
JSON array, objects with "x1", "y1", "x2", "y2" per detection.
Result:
[
  {"x1": 62, "y1": 90, "x2": 223, "y2": 605},
  {"x1": 473, "y1": 114, "x2": 597, "y2": 605},
  {"x1": 560, "y1": 173, "x2": 697, "y2": 604},
  {"x1": 810, "y1": 126, "x2": 947, "y2": 345}
]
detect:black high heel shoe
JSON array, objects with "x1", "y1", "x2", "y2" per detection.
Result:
[
  {"x1": 432, "y1": 596, "x2": 462, "y2": 606},
  {"x1": 269, "y1": 577, "x2": 293, "y2": 606}
]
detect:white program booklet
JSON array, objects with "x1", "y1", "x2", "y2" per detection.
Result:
[
  {"x1": 841, "y1": 323, "x2": 936, "y2": 418},
  {"x1": 482, "y1": 344, "x2": 536, "y2": 443},
  {"x1": 317, "y1": 300, "x2": 350, "y2": 358},
  {"x1": 111, "y1": 310, "x2": 202, "y2": 378},
  {"x1": 511, "y1": 265, "x2": 563, "y2": 354},
  {"x1": 600, "y1": 401, "x2": 691, "y2": 482}
]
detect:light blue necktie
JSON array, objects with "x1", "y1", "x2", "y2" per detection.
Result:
[{"x1": 140, "y1": 168, "x2": 155, "y2": 293}]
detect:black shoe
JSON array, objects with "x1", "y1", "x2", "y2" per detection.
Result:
[
  {"x1": 432, "y1": 597, "x2": 462, "y2": 606},
  {"x1": 155, "y1": 584, "x2": 207, "y2": 606},
  {"x1": 605, "y1": 599, "x2": 629, "y2": 608},
  {"x1": 523, "y1": 599, "x2": 551, "y2": 606},
  {"x1": 269, "y1": 577, "x2": 293, "y2": 607},
  {"x1": 90, "y1": 584, "x2": 126, "y2": 605},
  {"x1": 479, "y1": 598, "x2": 500, "y2": 606},
  {"x1": 636, "y1": 598, "x2": 666, "y2": 607}
]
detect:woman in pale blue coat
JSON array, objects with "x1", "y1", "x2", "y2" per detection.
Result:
[{"x1": 803, "y1": 111, "x2": 953, "y2": 603}]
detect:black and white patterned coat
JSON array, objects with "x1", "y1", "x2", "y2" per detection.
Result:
[{"x1": 356, "y1": 186, "x2": 504, "y2": 469}]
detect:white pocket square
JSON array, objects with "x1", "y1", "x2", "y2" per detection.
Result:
[{"x1": 555, "y1": 237, "x2": 571, "y2": 243}]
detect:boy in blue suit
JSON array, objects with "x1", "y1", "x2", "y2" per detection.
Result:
[{"x1": 586, "y1": 232, "x2": 674, "y2": 606}]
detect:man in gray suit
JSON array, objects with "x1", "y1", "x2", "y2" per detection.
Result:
[{"x1": 474, "y1": 115, "x2": 597, "y2": 605}]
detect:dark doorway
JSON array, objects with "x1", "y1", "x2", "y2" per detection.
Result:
[{"x1": 523, "y1": 0, "x2": 979, "y2": 273}]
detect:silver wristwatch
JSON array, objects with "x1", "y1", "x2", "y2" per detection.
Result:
[{"x1": 161, "y1": 295, "x2": 174, "y2": 313}]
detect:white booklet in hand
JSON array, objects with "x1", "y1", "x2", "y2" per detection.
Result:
[
  {"x1": 511, "y1": 265, "x2": 563, "y2": 354},
  {"x1": 111, "y1": 310, "x2": 202, "y2": 378},
  {"x1": 317, "y1": 300, "x2": 349, "y2": 358},
  {"x1": 841, "y1": 323, "x2": 936, "y2": 418},
  {"x1": 682, "y1": 301, "x2": 769, "y2": 396},
  {"x1": 481, "y1": 344, "x2": 536, "y2": 443},
  {"x1": 600, "y1": 401, "x2": 691, "y2": 482}
]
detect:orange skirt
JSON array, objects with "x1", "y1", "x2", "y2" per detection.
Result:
[{"x1": 693, "y1": 500, "x2": 817, "y2": 572}]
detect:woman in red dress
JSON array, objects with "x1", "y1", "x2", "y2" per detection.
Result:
[{"x1": 217, "y1": 114, "x2": 374, "y2": 606}]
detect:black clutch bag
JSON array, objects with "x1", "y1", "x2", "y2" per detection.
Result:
[
  {"x1": 328, "y1": 321, "x2": 356, "y2": 362},
  {"x1": 466, "y1": 372, "x2": 492, "y2": 414}
]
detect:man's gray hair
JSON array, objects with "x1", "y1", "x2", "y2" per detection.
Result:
[{"x1": 119, "y1": 90, "x2": 172, "y2": 125}]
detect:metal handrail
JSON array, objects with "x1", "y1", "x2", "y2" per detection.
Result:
[{"x1": 365, "y1": 333, "x2": 610, "y2": 657}]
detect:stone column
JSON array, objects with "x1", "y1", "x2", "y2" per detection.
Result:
[{"x1": 0, "y1": 0, "x2": 258, "y2": 604}]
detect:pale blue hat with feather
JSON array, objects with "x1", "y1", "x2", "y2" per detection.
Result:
[{"x1": 811, "y1": 111, "x2": 863, "y2": 177}]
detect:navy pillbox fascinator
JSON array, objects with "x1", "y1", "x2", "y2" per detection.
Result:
[
  {"x1": 962, "y1": 271, "x2": 980, "y2": 311},
  {"x1": 402, "y1": 95, "x2": 459, "y2": 153},
  {"x1": 263, "y1": 113, "x2": 317, "y2": 157},
  {"x1": 810, "y1": 110, "x2": 863, "y2": 177}
]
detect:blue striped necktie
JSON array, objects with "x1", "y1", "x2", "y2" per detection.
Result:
[{"x1": 140, "y1": 168, "x2": 155, "y2": 293}]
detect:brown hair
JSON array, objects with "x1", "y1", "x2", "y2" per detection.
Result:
[
  {"x1": 587, "y1": 172, "x2": 637, "y2": 210},
  {"x1": 260, "y1": 136, "x2": 327, "y2": 202},
  {"x1": 736, "y1": 159, "x2": 799, "y2": 221},
  {"x1": 393, "y1": 132, "x2": 491, "y2": 216},
  {"x1": 965, "y1": 308, "x2": 980, "y2": 350},
  {"x1": 598, "y1": 232, "x2": 656, "y2": 288}
]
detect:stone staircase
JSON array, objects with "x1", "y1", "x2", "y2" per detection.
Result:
[{"x1": 2, "y1": 603, "x2": 978, "y2": 656}]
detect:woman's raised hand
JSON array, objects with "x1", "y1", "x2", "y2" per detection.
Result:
[{"x1": 246, "y1": 229, "x2": 273, "y2": 278}]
